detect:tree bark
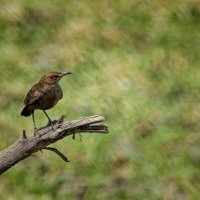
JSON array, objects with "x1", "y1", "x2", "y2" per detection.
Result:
[{"x1": 0, "y1": 115, "x2": 108, "y2": 175}]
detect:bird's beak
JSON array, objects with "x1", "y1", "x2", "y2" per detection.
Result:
[{"x1": 62, "y1": 72, "x2": 72, "y2": 77}]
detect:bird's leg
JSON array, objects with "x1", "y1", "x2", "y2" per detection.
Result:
[
  {"x1": 43, "y1": 110, "x2": 54, "y2": 130},
  {"x1": 32, "y1": 112, "x2": 39, "y2": 136}
]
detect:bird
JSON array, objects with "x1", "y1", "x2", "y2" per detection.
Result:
[{"x1": 21, "y1": 71, "x2": 71, "y2": 135}]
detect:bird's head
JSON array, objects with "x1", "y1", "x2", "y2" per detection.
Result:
[{"x1": 41, "y1": 71, "x2": 72, "y2": 85}]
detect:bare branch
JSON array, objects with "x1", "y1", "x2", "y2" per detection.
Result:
[
  {"x1": 42, "y1": 147, "x2": 70, "y2": 162},
  {"x1": 0, "y1": 115, "x2": 108, "y2": 175}
]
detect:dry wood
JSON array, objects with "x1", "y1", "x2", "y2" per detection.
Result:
[{"x1": 0, "y1": 115, "x2": 108, "y2": 175}]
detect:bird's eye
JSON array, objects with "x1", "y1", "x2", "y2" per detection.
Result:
[{"x1": 53, "y1": 75, "x2": 58, "y2": 79}]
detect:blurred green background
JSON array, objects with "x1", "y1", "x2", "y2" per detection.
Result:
[{"x1": 0, "y1": 0, "x2": 200, "y2": 199}]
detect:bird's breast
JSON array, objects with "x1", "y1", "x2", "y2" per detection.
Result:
[{"x1": 35, "y1": 85, "x2": 63, "y2": 110}]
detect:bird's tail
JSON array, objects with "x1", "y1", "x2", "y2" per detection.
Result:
[{"x1": 21, "y1": 105, "x2": 32, "y2": 116}]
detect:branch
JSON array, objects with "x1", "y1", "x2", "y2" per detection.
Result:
[
  {"x1": 42, "y1": 147, "x2": 70, "y2": 162},
  {"x1": 0, "y1": 115, "x2": 109, "y2": 175}
]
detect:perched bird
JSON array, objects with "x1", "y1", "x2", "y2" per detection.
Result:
[{"x1": 21, "y1": 71, "x2": 71, "y2": 134}]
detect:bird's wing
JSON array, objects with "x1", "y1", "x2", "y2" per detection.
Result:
[{"x1": 24, "y1": 84, "x2": 44, "y2": 105}]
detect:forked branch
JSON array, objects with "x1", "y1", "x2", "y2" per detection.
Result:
[{"x1": 0, "y1": 115, "x2": 109, "y2": 175}]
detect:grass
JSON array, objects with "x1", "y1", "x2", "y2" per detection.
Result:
[{"x1": 0, "y1": 0, "x2": 200, "y2": 199}]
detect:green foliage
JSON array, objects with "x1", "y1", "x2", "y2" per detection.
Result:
[{"x1": 0, "y1": 0, "x2": 200, "y2": 199}]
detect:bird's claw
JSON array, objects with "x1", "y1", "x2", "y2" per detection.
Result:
[
  {"x1": 46, "y1": 115, "x2": 65, "y2": 126},
  {"x1": 34, "y1": 128, "x2": 41, "y2": 137},
  {"x1": 45, "y1": 119, "x2": 54, "y2": 130},
  {"x1": 47, "y1": 119, "x2": 53, "y2": 126},
  {"x1": 45, "y1": 115, "x2": 66, "y2": 132},
  {"x1": 57, "y1": 115, "x2": 66, "y2": 124}
]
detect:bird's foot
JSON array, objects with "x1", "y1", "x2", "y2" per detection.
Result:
[
  {"x1": 46, "y1": 115, "x2": 66, "y2": 132},
  {"x1": 46, "y1": 119, "x2": 54, "y2": 131},
  {"x1": 48, "y1": 115, "x2": 66, "y2": 125},
  {"x1": 57, "y1": 115, "x2": 66, "y2": 124},
  {"x1": 34, "y1": 127, "x2": 41, "y2": 137},
  {"x1": 45, "y1": 120, "x2": 55, "y2": 132},
  {"x1": 47, "y1": 119, "x2": 53, "y2": 126}
]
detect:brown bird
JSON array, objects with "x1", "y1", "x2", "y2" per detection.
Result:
[{"x1": 21, "y1": 71, "x2": 71, "y2": 134}]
